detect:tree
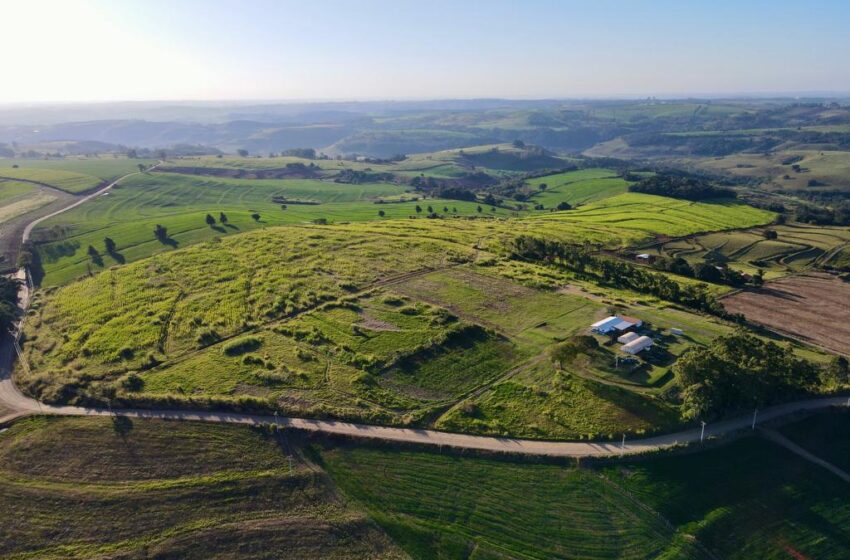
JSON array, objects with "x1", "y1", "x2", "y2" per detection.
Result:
[
  {"x1": 477, "y1": 205, "x2": 483, "y2": 213},
  {"x1": 219, "y1": 212, "x2": 228, "y2": 224},
  {"x1": 205, "y1": 214, "x2": 216, "y2": 226},
  {"x1": 556, "y1": 201, "x2": 572, "y2": 211},
  {"x1": 538, "y1": 183, "x2": 548, "y2": 191},
  {"x1": 104, "y1": 237, "x2": 116, "y2": 253},
  {"x1": 251, "y1": 212, "x2": 260, "y2": 222},
  {"x1": 427, "y1": 205, "x2": 434, "y2": 213},
  {"x1": 154, "y1": 224, "x2": 168, "y2": 242},
  {"x1": 512, "y1": 139, "x2": 526, "y2": 149},
  {"x1": 126, "y1": 149, "x2": 138, "y2": 159},
  {"x1": 443, "y1": 206, "x2": 449, "y2": 213},
  {"x1": 237, "y1": 149, "x2": 249, "y2": 157},
  {"x1": 87, "y1": 245, "x2": 100, "y2": 258},
  {"x1": 763, "y1": 229, "x2": 778, "y2": 240},
  {"x1": 378, "y1": 210, "x2": 386, "y2": 217},
  {"x1": 137, "y1": 163, "x2": 146, "y2": 173},
  {"x1": 415, "y1": 205, "x2": 422, "y2": 214}
]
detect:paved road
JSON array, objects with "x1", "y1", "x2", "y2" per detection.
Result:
[{"x1": 1, "y1": 162, "x2": 848, "y2": 457}]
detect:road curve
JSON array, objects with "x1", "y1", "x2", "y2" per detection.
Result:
[{"x1": 1, "y1": 161, "x2": 848, "y2": 457}]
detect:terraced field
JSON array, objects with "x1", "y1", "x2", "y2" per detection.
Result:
[
  {"x1": 646, "y1": 223, "x2": 850, "y2": 277},
  {"x1": 0, "y1": 416, "x2": 403, "y2": 559},
  {"x1": 529, "y1": 193, "x2": 774, "y2": 239}
]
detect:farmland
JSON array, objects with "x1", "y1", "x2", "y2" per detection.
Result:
[
  {"x1": 0, "y1": 416, "x2": 403, "y2": 559},
  {"x1": 722, "y1": 272, "x2": 850, "y2": 355},
  {"x1": 319, "y1": 412, "x2": 850, "y2": 560},
  {"x1": 644, "y1": 223, "x2": 850, "y2": 278},
  {"x1": 0, "y1": 157, "x2": 156, "y2": 192}
]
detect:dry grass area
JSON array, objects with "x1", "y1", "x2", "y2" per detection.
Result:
[{"x1": 723, "y1": 272, "x2": 850, "y2": 355}]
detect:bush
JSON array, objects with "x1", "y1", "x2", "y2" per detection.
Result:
[{"x1": 222, "y1": 336, "x2": 262, "y2": 356}]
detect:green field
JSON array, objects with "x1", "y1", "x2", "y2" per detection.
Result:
[
  {"x1": 31, "y1": 172, "x2": 515, "y2": 286},
  {"x1": 527, "y1": 168, "x2": 630, "y2": 206},
  {"x1": 0, "y1": 178, "x2": 36, "y2": 202},
  {"x1": 0, "y1": 416, "x2": 403, "y2": 559},
  {"x1": 320, "y1": 415, "x2": 850, "y2": 559}
]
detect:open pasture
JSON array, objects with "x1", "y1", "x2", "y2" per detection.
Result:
[{"x1": 722, "y1": 272, "x2": 850, "y2": 355}]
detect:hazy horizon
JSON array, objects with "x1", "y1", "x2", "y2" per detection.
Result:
[{"x1": 4, "y1": 0, "x2": 850, "y2": 104}]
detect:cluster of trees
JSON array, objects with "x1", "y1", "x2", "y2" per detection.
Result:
[
  {"x1": 281, "y1": 148, "x2": 316, "y2": 159},
  {"x1": 0, "y1": 276, "x2": 21, "y2": 333},
  {"x1": 794, "y1": 201, "x2": 850, "y2": 226},
  {"x1": 629, "y1": 174, "x2": 737, "y2": 200},
  {"x1": 205, "y1": 212, "x2": 229, "y2": 227},
  {"x1": 511, "y1": 236, "x2": 726, "y2": 315},
  {"x1": 674, "y1": 331, "x2": 825, "y2": 420},
  {"x1": 335, "y1": 169, "x2": 394, "y2": 184},
  {"x1": 651, "y1": 256, "x2": 755, "y2": 287}
]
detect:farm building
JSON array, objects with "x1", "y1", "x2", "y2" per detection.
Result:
[
  {"x1": 617, "y1": 332, "x2": 641, "y2": 344},
  {"x1": 591, "y1": 315, "x2": 643, "y2": 334},
  {"x1": 621, "y1": 335, "x2": 653, "y2": 355}
]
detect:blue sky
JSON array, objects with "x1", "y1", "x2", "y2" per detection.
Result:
[{"x1": 2, "y1": 0, "x2": 849, "y2": 102}]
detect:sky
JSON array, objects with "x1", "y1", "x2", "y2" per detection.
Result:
[{"x1": 2, "y1": 0, "x2": 850, "y2": 103}]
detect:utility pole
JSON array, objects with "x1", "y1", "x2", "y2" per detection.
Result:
[
  {"x1": 700, "y1": 421, "x2": 707, "y2": 443},
  {"x1": 620, "y1": 433, "x2": 626, "y2": 453},
  {"x1": 752, "y1": 408, "x2": 758, "y2": 430}
]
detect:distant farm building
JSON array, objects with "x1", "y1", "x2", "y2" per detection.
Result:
[
  {"x1": 621, "y1": 335, "x2": 653, "y2": 354},
  {"x1": 590, "y1": 315, "x2": 643, "y2": 335},
  {"x1": 617, "y1": 332, "x2": 640, "y2": 344}
]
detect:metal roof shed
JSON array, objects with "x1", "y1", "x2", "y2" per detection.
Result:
[{"x1": 621, "y1": 336, "x2": 653, "y2": 354}]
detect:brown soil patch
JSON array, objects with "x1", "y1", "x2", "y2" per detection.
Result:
[
  {"x1": 723, "y1": 272, "x2": 850, "y2": 355},
  {"x1": 358, "y1": 312, "x2": 400, "y2": 331}
]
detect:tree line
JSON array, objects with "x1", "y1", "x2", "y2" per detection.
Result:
[
  {"x1": 629, "y1": 173, "x2": 737, "y2": 200},
  {"x1": 510, "y1": 236, "x2": 728, "y2": 316}
]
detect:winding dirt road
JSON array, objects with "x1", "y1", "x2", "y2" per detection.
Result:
[{"x1": 1, "y1": 163, "x2": 847, "y2": 457}]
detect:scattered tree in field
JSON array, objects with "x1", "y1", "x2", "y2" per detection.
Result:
[
  {"x1": 87, "y1": 245, "x2": 103, "y2": 266},
  {"x1": 280, "y1": 204, "x2": 287, "y2": 210},
  {"x1": 452, "y1": 207, "x2": 458, "y2": 213},
  {"x1": 237, "y1": 149, "x2": 249, "y2": 157},
  {"x1": 415, "y1": 205, "x2": 422, "y2": 214},
  {"x1": 137, "y1": 163, "x2": 146, "y2": 173},
  {"x1": 823, "y1": 356, "x2": 849, "y2": 387},
  {"x1": 427, "y1": 205, "x2": 434, "y2": 213},
  {"x1": 127, "y1": 149, "x2": 138, "y2": 158},
  {"x1": 443, "y1": 206, "x2": 449, "y2": 212},
  {"x1": 378, "y1": 209, "x2": 386, "y2": 217},
  {"x1": 158, "y1": 150, "x2": 167, "y2": 161},
  {"x1": 205, "y1": 214, "x2": 216, "y2": 227},
  {"x1": 154, "y1": 224, "x2": 168, "y2": 242},
  {"x1": 556, "y1": 201, "x2": 572, "y2": 211},
  {"x1": 538, "y1": 183, "x2": 548, "y2": 191},
  {"x1": 104, "y1": 237, "x2": 116, "y2": 253},
  {"x1": 477, "y1": 205, "x2": 483, "y2": 213},
  {"x1": 251, "y1": 212, "x2": 260, "y2": 222},
  {"x1": 763, "y1": 229, "x2": 778, "y2": 240},
  {"x1": 219, "y1": 212, "x2": 228, "y2": 224}
]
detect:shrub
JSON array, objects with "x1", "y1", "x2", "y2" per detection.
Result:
[{"x1": 222, "y1": 336, "x2": 262, "y2": 356}]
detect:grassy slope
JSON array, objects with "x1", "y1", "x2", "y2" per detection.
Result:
[
  {"x1": 321, "y1": 423, "x2": 850, "y2": 560},
  {"x1": 0, "y1": 179, "x2": 35, "y2": 202},
  {"x1": 33, "y1": 172, "x2": 514, "y2": 286},
  {"x1": 526, "y1": 168, "x2": 630, "y2": 206},
  {"x1": 0, "y1": 416, "x2": 405, "y2": 560},
  {"x1": 778, "y1": 409, "x2": 850, "y2": 472}
]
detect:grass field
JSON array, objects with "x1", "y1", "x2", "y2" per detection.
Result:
[
  {"x1": 526, "y1": 168, "x2": 630, "y2": 207},
  {"x1": 0, "y1": 179, "x2": 36, "y2": 202},
  {"x1": 320, "y1": 413, "x2": 850, "y2": 559},
  {"x1": 0, "y1": 416, "x2": 404, "y2": 559},
  {"x1": 31, "y1": 172, "x2": 515, "y2": 286},
  {"x1": 779, "y1": 409, "x2": 850, "y2": 471}
]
